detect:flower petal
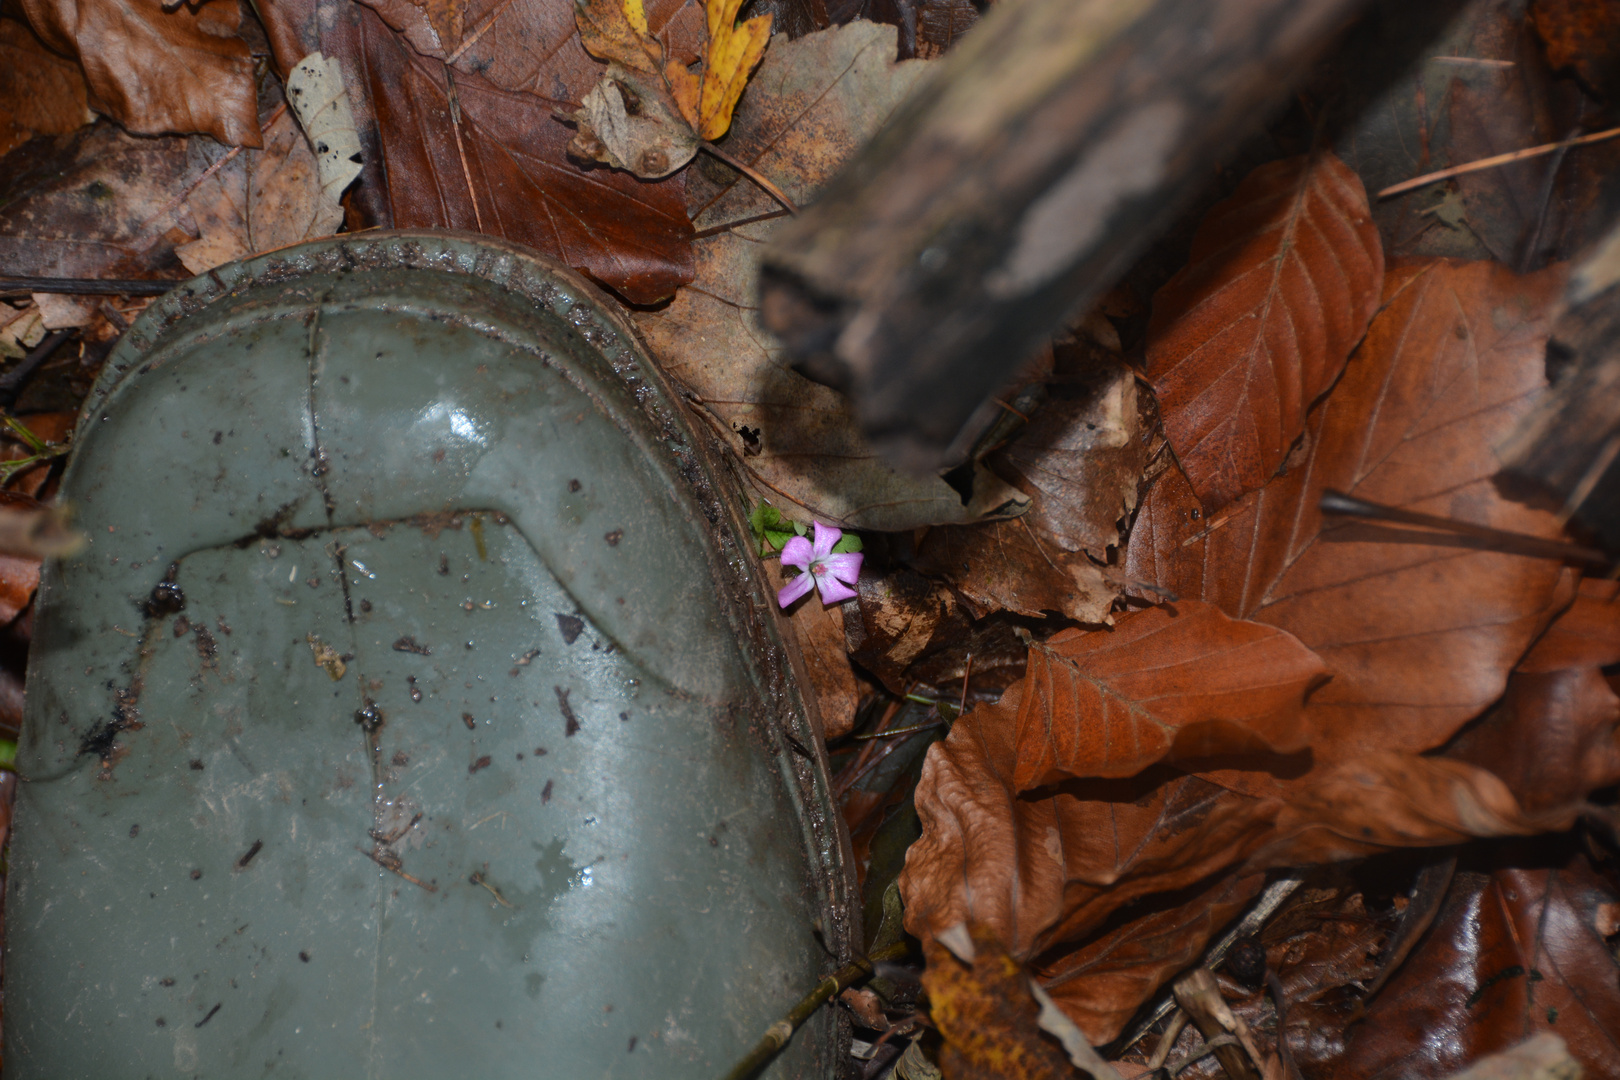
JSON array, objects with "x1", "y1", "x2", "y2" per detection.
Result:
[
  {"x1": 810, "y1": 520, "x2": 841, "y2": 561},
  {"x1": 780, "y1": 534, "x2": 814, "y2": 569},
  {"x1": 777, "y1": 570, "x2": 815, "y2": 608},
  {"x1": 820, "y1": 552, "x2": 863, "y2": 586},
  {"x1": 815, "y1": 575, "x2": 858, "y2": 604}
]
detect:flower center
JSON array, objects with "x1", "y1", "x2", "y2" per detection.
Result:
[{"x1": 811, "y1": 562, "x2": 827, "y2": 576}]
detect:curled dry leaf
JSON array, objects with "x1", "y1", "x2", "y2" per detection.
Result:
[
  {"x1": 0, "y1": 16, "x2": 93, "y2": 159},
  {"x1": 914, "y1": 355, "x2": 1147, "y2": 624},
  {"x1": 1259, "y1": 752, "x2": 1583, "y2": 867},
  {"x1": 1323, "y1": 847, "x2": 1620, "y2": 1080},
  {"x1": 1127, "y1": 259, "x2": 1573, "y2": 768},
  {"x1": 17, "y1": 0, "x2": 258, "y2": 146},
  {"x1": 1146, "y1": 151, "x2": 1383, "y2": 512},
  {"x1": 176, "y1": 107, "x2": 346, "y2": 274},
  {"x1": 1034, "y1": 871, "x2": 1269, "y2": 1046},
  {"x1": 912, "y1": 518, "x2": 1120, "y2": 625},
  {"x1": 842, "y1": 566, "x2": 1030, "y2": 695},
  {"x1": 923, "y1": 930, "x2": 1115, "y2": 1080},
  {"x1": 901, "y1": 674, "x2": 1284, "y2": 974},
  {"x1": 1010, "y1": 601, "x2": 1326, "y2": 790}
]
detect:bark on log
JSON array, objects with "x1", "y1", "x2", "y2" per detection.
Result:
[
  {"x1": 759, "y1": 0, "x2": 1377, "y2": 472},
  {"x1": 1498, "y1": 219, "x2": 1620, "y2": 556}
]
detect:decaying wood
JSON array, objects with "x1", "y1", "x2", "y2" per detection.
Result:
[
  {"x1": 759, "y1": 0, "x2": 1377, "y2": 472},
  {"x1": 1498, "y1": 219, "x2": 1620, "y2": 555}
]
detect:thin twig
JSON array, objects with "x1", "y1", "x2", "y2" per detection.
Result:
[
  {"x1": 1146, "y1": 1009, "x2": 1189, "y2": 1072},
  {"x1": 447, "y1": 0, "x2": 522, "y2": 64},
  {"x1": 691, "y1": 208, "x2": 791, "y2": 239},
  {"x1": 850, "y1": 721, "x2": 944, "y2": 741},
  {"x1": 1320, "y1": 489, "x2": 1608, "y2": 566},
  {"x1": 1378, "y1": 124, "x2": 1620, "y2": 198},
  {"x1": 699, "y1": 143, "x2": 799, "y2": 215},
  {"x1": 720, "y1": 942, "x2": 909, "y2": 1080},
  {"x1": 1111, "y1": 876, "x2": 1303, "y2": 1054},
  {"x1": 0, "y1": 278, "x2": 177, "y2": 297}
]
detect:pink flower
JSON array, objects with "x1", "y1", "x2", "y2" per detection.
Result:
[{"x1": 777, "y1": 521, "x2": 862, "y2": 607}]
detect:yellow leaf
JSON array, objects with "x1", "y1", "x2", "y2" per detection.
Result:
[
  {"x1": 574, "y1": 0, "x2": 661, "y2": 75},
  {"x1": 622, "y1": 0, "x2": 648, "y2": 37},
  {"x1": 665, "y1": 57, "x2": 701, "y2": 131},
  {"x1": 698, "y1": 0, "x2": 771, "y2": 141}
]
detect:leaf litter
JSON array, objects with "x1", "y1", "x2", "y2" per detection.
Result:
[{"x1": 6, "y1": 1, "x2": 1620, "y2": 1077}]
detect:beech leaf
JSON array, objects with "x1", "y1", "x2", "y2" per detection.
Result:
[
  {"x1": 1146, "y1": 150, "x2": 1383, "y2": 511},
  {"x1": 1127, "y1": 259, "x2": 1573, "y2": 769},
  {"x1": 1010, "y1": 601, "x2": 1327, "y2": 790}
]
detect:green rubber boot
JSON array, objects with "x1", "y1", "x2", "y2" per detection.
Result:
[{"x1": 4, "y1": 233, "x2": 854, "y2": 1079}]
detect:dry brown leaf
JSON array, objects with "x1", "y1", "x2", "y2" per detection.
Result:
[
  {"x1": 1324, "y1": 847, "x2": 1620, "y2": 1080},
  {"x1": 0, "y1": 122, "x2": 202, "y2": 282},
  {"x1": 18, "y1": 0, "x2": 258, "y2": 146},
  {"x1": 0, "y1": 16, "x2": 93, "y2": 159},
  {"x1": 1034, "y1": 872, "x2": 1268, "y2": 1045},
  {"x1": 1259, "y1": 752, "x2": 1583, "y2": 867},
  {"x1": 355, "y1": 7, "x2": 694, "y2": 304},
  {"x1": 1446, "y1": 578, "x2": 1620, "y2": 812},
  {"x1": 1146, "y1": 151, "x2": 1383, "y2": 511},
  {"x1": 1010, "y1": 602, "x2": 1326, "y2": 790},
  {"x1": 1127, "y1": 259, "x2": 1573, "y2": 769},
  {"x1": 913, "y1": 518, "x2": 1121, "y2": 625},
  {"x1": 901, "y1": 672, "x2": 1284, "y2": 967},
  {"x1": 175, "y1": 107, "x2": 345, "y2": 274},
  {"x1": 842, "y1": 567, "x2": 1029, "y2": 696},
  {"x1": 764, "y1": 559, "x2": 859, "y2": 739}
]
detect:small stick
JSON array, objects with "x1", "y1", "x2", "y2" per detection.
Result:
[
  {"x1": 1146, "y1": 1009, "x2": 1189, "y2": 1072},
  {"x1": 850, "y1": 721, "x2": 944, "y2": 741},
  {"x1": 1113, "y1": 876, "x2": 1302, "y2": 1054},
  {"x1": 700, "y1": 143, "x2": 799, "y2": 215},
  {"x1": 1172, "y1": 969, "x2": 1261, "y2": 1080},
  {"x1": 1428, "y1": 55, "x2": 1514, "y2": 68},
  {"x1": 1378, "y1": 124, "x2": 1620, "y2": 198},
  {"x1": 0, "y1": 277, "x2": 176, "y2": 297},
  {"x1": 357, "y1": 846, "x2": 437, "y2": 892},
  {"x1": 1320, "y1": 489, "x2": 1608, "y2": 566},
  {"x1": 0, "y1": 329, "x2": 73, "y2": 409},
  {"x1": 720, "y1": 942, "x2": 909, "y2": 1080},
  {"x1": 957, "y1": 654, "x2": 973, "y2": 717},
  {"x1": 469, "y1": 868, "x2": 515, "y2": 908}
]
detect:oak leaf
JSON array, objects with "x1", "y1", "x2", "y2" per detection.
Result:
[
  {"x1": 17, "y1": 0, "x2": 258, "y2": 146},
  {"x1": 1146, "y1": 151, "x2": 1383, "y2": 511},
  {"x1": 1010, "y1": 602, "x2": 1326, "y2": 790},
  {"x1": 1127, "y1": 259, "x2": 1573, "y2": 769}
]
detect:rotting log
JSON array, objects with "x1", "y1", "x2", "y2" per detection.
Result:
[
  {"x1": 759, "y1": 0, "x2": 1378, "y2": 472},
  {"x1": 1498, "y1": 218, "x2": 1620, "y2": 556}
]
